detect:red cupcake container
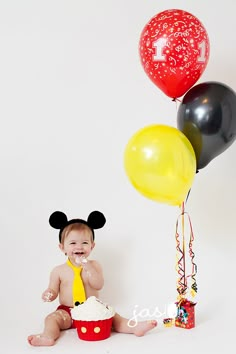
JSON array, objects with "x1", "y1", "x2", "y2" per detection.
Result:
[{"x1": 74, "y1": 317, "x2": 113, "y2": 341}]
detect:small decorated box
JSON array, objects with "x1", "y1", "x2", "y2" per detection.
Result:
[
  {"x1": 175, "y1": 299, "x2": 196, "y2": 329},
  {"x1": 163, "y1": 318, "x2": 174, "y2": 328}
]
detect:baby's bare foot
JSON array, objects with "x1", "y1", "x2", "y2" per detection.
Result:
[
  {"x1": 27, "y1": 334, "x2": 55, "y2": 346},
  {"x1": 133, "y1": 320, "x2": 157, "y2": 336}
]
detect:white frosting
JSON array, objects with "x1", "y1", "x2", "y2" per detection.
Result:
[
  {"x1": 75, "y1": 256, "x2": 88, "y2": 265},
  {"x1": 71, "y1": 296, "x2": 115, "y2": 321}
]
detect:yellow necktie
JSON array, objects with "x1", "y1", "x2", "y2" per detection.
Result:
[{"x1": 66, "y1": 259, "x2": 86, "y2": 306}]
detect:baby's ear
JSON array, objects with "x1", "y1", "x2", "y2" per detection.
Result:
[
  {"x1": 49, "y1": 211, "x2": 68, "y2": 229},
  {"x1": 58, "y1": 243, "x2": 64, "y2": 252},
  {"x1": 87, "y1": 211, "x2": 106, "y2": 229}
]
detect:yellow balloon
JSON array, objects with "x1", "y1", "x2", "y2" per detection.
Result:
[{"x1": 124, "y1": 124, "x2": 196, "y2": 206}]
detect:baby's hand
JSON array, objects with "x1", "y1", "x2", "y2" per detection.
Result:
[
  {"x1": 42, "y1": 289, "x2": 56, "y2": 302},
  {"x1": 74, "y1": 256, "x2": 92, "y2": 277}
]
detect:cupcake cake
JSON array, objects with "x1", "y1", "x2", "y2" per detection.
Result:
[{"x1": 71, "y1": 296, "x2": 115, "y2": 341}]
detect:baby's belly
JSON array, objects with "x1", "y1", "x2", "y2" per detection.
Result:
[
  {"x1": 59, "y1": 286, "x2": 74, "y2": 307},
  {"x1": 59, "y1": 284, "x2": 100, "y2": 307}
]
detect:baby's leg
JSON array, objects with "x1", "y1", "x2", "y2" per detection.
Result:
[
  {"x1": 28, "y1": 309, "x2": 72, "y2": 346},
  {"x1": 112, "y1": 313, "x2": 157, "y2": 336}
]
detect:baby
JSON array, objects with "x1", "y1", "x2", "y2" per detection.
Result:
[{"x1": 28, "y1": 210, "x2": 157, "y2": 346}]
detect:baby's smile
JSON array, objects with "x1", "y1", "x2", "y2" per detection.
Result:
[{"x1": 74, "y1": 252, "x2": 84, "y2": 255}]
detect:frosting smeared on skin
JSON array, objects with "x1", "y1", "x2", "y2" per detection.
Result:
[
  {"x1": 75, "y1": 256, "x2": 88, "y2": 265},
  {"x1": 43, "y1": 291, "x2": 54, "y2": 302}
]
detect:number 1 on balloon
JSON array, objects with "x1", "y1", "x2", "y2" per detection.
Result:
[{"x1": 152, "y1": 38, "x2": 207, "y2": 63}]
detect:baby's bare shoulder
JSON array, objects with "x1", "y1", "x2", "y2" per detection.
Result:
[{"x1": 50, "y1": 263, "x2": 67, "y2": 276}]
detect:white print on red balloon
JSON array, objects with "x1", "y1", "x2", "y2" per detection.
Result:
[{"x1": 139, "y1": 9, "x2": 210, "y2": 98}]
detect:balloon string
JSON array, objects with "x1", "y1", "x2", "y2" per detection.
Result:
[
  {"x1": 175, "y1": 202, "x2": 197, "y2": 298},
  {"x1": 172, "y1": 98, "x2": 182, "y2": 113},
  {"x1": 172, "y1": 98, "x2": 182, "y2": 103},
  {"x1": 185, "y1": 188, "x2": 191, "y2": 205},
  {"x1": 181, "y1": 202, "x2": 187, "y2": 290},
  {"x1": 175, "y1": 228, "x2": 187, "y2": 296},
  {"x1": 185, "y1": 213, "x2": 198, "y2": 295},
  {"x1": 175, "y1": 203, "x2": 188, "y2": 296}
]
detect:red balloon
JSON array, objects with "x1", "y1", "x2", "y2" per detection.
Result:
[{"x1": 139, "y1": 9, "x2": 210, "y2": 99}]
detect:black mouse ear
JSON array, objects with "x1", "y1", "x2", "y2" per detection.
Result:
[
  {"x1": 49, "y1": 211, "x2": 68, "y2": 229},
  {"x1": 87, "y1": 211, "x2": 106, "y2": 229}
]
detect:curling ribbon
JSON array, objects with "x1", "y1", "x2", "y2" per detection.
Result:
[
  {"x1": 175, "y1": 203, "x2": 187, "y2": 297},
  {"x1": 175, "y1": 202, "x2": 197, "y2": 299}
]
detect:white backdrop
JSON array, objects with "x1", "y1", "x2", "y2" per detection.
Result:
[{"x1": 0, "y1": 1, "x2": 235, "y2": 353}]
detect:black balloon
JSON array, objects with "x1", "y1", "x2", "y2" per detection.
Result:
[{"x1": 177, "y1": 81, "x2": 236, "y2": 169}]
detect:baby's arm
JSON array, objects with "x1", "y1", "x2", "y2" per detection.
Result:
[
  {"x1": 82, "y1": 260, "x2": 104, "y2": 290},
  {"x1": 42, "y1": 266, "x2": 60, "y2": 302}
]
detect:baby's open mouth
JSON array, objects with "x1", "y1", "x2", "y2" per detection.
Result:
[{"x1": 74, "y1": 252, "x2": 84, "y2": 256}]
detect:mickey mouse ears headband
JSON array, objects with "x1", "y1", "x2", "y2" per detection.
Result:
[{"x1": 49, "y1": 211, "x2": 106, "y2": 242}]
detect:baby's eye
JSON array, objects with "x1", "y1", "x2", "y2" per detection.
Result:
[
  {"x1": 70, "y1": 242, "x2": 76, "y2": 245},
  {"x1": 82, "y1": 241, "x2": 88, "y2": 245}
]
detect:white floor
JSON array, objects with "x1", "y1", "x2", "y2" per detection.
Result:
[{"x1": 2, "y1": 299, "x2": 233, "y2": 354}]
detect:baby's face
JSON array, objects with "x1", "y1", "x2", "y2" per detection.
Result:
[{"x1": 62, "y1": 230, "x2": 94, "y2": 262}]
